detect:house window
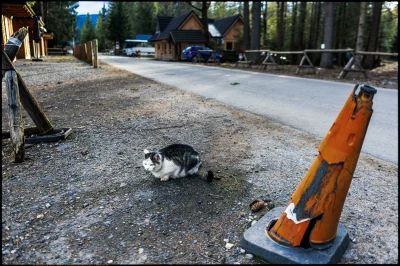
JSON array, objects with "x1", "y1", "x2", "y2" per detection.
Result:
[
  {"x1": 157, "y1": 44, "x2": 160, "y2": 50},
  {"x1": 226, "y1": 42, "x2": 233, "y2": 50}
]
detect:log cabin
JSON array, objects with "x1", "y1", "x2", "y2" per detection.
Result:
[{"x1": 149, "y1": 11, "x2": 244, "y2": 60}]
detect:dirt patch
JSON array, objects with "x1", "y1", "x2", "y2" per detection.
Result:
[{"x1": 2, "y1": 56, "x2": 398, "y2": 264}]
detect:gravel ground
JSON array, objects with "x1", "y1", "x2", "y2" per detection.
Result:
[{"x1": 2, "y1": 55, "x2": 398, "y2": 264}]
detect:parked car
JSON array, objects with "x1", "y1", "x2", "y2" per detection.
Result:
[{"x1": 181, "y1": 46, "x2": 223, "y2": 62}]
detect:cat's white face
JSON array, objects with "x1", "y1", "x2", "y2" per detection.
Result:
[{"x1": 142, "y1": 149, "x2": 162, "y2": 172}]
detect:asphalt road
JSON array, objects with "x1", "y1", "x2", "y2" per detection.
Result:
[{"x1": 99, "y1": 55, "x2": 398, "y2": 165}]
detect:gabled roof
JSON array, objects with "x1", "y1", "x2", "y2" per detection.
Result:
[
  {"x1": 169, "y1": 30, "x2": 206, "y2": 43},
  {"x1": 158, "y1": 16, "x2": 174, "y2": 33},
  {"x1": 149, "y1": 12, "x2": 244, "y2": 42},
  {"x1": 149, "y1": 11, "x2": 199, "y2": 42},
  {"x1": 213, "y1": 14, "x2": 243, "y2": 37}
]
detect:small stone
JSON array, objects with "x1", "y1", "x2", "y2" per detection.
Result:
[
  {"x1": 37, "y1": 214, "x2": 44, "y2": 219},
  {"x1": 139, "y1": 248, "x2": 144, "y2": 254},
  {"x1": 45, "y1": 203, "x2": 51, "y2": 208},
  {"x1": 225, "y1": 243, "x2": 234, "y2": 249},
  {"x1": 240, "y1": 248, "x2": 246, "y2": 254},
  {"x1": 245, "y1": 254, "x2": 254, "y2": 260},
  {"x1": 120, "y1": 183, "x2": 127, "y2": 188},
  {"x1": 224, "y1": 239, "x2": 229, "y2": 243},
  {"x1": 11, "y1": 250, "x2": 17, "y2": 254},
  {"x1": 251, "y1": 220, "x2": 257, "y2": 226},
  {"x1": 107, "y1": 260, "x2": 113, "y2": 263}
]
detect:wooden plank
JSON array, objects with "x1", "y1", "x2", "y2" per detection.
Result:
[
  {"x1": 355, "y1": 51, "x2": 398, "y2": 56},
  {"x1": 2, "y1": 50, "x2": 55, "y2": 134},
  {"x1": 86, "y1": 41, "x2": 93, "y2": 65},
  {"x1": 304, "y1": 49, "x2": 354, "y2": 53},
  {"x1": 5, "y1": 70, "x2": 25, "y2": 162},
  {"x1": 269, "y1": 51, "x2": 304, "y2": 54},
  {"x1": 244, "y1": 50, "x2": 270, "y2": 53},
  {"x1": 92, "y1": 39, "x2": 98, "y2": 68}
]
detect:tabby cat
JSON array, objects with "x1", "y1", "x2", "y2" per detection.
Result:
[{"x1": 142, "y1": 144, "x2": 213, "y2": 182}]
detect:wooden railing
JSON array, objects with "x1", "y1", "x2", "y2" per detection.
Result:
[
  {"x1": 234, "y1": 48, "x2": 398, "y2": 79},
  {"x1": 73, "y1": 39, "x2": 98, "y2": 68}
]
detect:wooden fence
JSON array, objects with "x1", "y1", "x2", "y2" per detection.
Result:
[
  {"x1": 73, "y1": 39, "x2": 98, "y2": 68},
  {"x1": 234, "y1": 48, "x2": 398, "y2": 79}
]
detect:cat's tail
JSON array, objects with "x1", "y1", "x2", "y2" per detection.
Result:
[
  {"x1": 203, "y1": 170, "x2": 214, "y2": 182},
  {"x1": 198, "y1": 164, "x2": 214, "y2": 182}
]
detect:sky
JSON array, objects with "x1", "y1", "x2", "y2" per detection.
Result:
[{"x1": 76, "y1": 1, "x2": 109, "y2": 15}]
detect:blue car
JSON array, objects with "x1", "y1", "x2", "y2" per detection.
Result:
[{"x1": 181, "y1": 46, "x2": 223, "y2": 62}]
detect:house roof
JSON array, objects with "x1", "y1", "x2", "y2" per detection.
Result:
[
  {"x1": 149, "y1": 11, "x2": 197, "y2": 42},
  {"x1": 149, "y1": 12, "x2": 243, "y2": 42},
  {"x1": 169, "y1": 30, "x2": 206, "y2": 43},
  {"x1": 2, "y1": 1, "x2": 45, "y2": 27},
  {"x1": 158, "y1": 16, "x2": 173, "y2": 32},
  {"x1": 213, "y1": 14, "x2": 243, "y2": 36}
]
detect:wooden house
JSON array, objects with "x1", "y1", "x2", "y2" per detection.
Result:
[
  {"x1": 2, "y1": 1, "x2": 47, "y2": 60},
  {"x1": 149, "y1": 11, "x2": 244, "y2": 60},
  {"x1": 210, "y1": 14, "x2": 244, "y2": 52},
  {"x1": 149, "y1": 11, "x2": 206, "y2": 60}
]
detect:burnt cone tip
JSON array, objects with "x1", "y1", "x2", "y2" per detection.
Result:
[{"x1": 206, "y1": 170, "x2": 214, "y2": 182}]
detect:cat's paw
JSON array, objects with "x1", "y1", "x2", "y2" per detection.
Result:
[{"x1": 160, "y1": 176, "x2": 170, "y2": 182}]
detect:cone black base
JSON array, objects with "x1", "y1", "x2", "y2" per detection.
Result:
[{"x1": 241, "y1": 207, "x2": 351, "y2": 264}]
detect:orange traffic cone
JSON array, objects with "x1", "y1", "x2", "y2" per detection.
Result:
[
  {"x1": 268, "y1": 84, "x2": 377, "y2": 249},
  {"x1": 241, "y1": 84, "x2": 377, "y2": 264}
]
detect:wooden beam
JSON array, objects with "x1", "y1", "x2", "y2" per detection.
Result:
[
  {"x1": 304, "y1": 49, "x2": 354, "y2": 53},
  {"x1": 5, "y1": 70, "x2": 25, "y2": 162},
  {"x1": 2, "y1": 50, "x2": 55, "y2": 134},
  {"x1": 355, "y1": 51, "x2": 398, "y2": 56}
]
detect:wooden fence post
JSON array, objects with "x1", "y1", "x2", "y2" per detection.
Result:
[
  {"x1": 5, "y1": 70, "x2": 25, "y2": 162},
  {"x1": 92, "y1": 39, "x2": 98, "y2": 68},
  {"x1": 2, "y1": 50, "x2": 55, "y2": 134},
  {"x1": 83, "y1": 43, "x2": 88, "y2": 63},
  {"x1": 86, "y1": 41, "x2": 93, "y2": 65}
]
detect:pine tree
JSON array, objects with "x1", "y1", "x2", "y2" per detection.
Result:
[
  {"x1": 80, "y1": 13, "x2": 96, "y2": 44},
  {"x1": 95, "y1": 11, "x2": 106, "y2": 51},
  {"x1": 107, "y1": 2, "x2": 133, "y2": 52},
  {"x1": 133, "y1": 2, "x2": 156, "y2": 36}
]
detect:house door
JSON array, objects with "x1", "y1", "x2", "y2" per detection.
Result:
[{"x1": 175, "y1": 43, "x2": 181, "y2": 59}]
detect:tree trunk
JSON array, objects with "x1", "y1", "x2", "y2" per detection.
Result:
[
  {"x1": 186, "y1": 1, "x2": 211, "y2": 46},
  {"x1": 275, "y1": 1, "x2": 285, "y2": 63},
  {"x1": 243, "y1": 2, "x2": 250, "y2": 50},
  {"x1": 355, "y1": 2, "x2": 368, "y2": 65},
  {"x1": 250, "y1": 1, "x2": 262, "y2": 62},
  {"x1": 314, "y1": 2, "x2": 322, "y2": 49},
  {"x1": 290, "y1": 2, "x2": 298, "y2": 63},
  {"x1": 201, "y1": 2, "x2": 211, "y2": 46},
  {"x1": 336, "y1": 3, "x2": 347, "y2": 66},
  {"x1": 363, "y1": 2, "x2": 383, "y2": 69},
  {"x1": 319, "y1": 2, "x2": 336, "y2": 69},
  {"x1": 262, "y1": 1, "x2": 268, "y2": 47},
  {"x1": 294, "y1": 1, "x2": 306, "y2": 64},
  {"x1": 307, "y1": 2, "x2": 314, "y2": 49}
]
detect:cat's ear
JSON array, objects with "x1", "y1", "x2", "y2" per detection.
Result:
[{"x1": 144, "y1": 149, "x2": 150, "y2": 154}]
